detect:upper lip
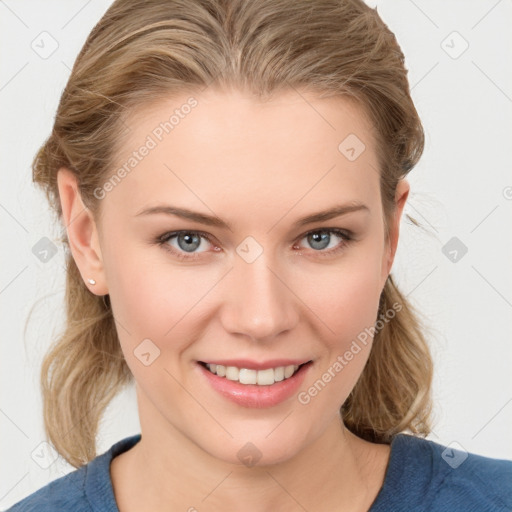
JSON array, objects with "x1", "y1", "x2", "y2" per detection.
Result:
[{"x1": 199, "y1": 359, "x2": 312, "y2": 370}]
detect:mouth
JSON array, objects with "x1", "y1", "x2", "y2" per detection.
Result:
[{"x1": 197, "y1": 360, "x2": 312, "y2": 386}]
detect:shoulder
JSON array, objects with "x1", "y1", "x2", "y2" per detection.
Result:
[
  {"x1": 6, "y1": 435, "x2": 141, "y2": 512},
  {"x1": 371, "y1": 433, "x2": 512, "y2": 512},
  {"x1": 6, "y1": 465, "x2": 90, "y2": 512}
]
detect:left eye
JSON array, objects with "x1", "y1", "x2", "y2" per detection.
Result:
[
  {"x1": 295, "y1": 229, "x2": 350, "y2": 253},
  {"x1": 157, "y1": 228, "x2": 351, "y2": 260}
]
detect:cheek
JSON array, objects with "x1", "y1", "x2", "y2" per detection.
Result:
[
  {"x1": 303, "y1": 245, "x2": 384, "y2": 343},
  {"x1": 294, "y1": 239, "x2": 384, "y2": 395},
  {"x1": 295, "y1": 262, "x2": 383, "y2": 414},
  {"x1": 103, "y1": 244, "x2": 217, "y2": 372},
  {"x1": 103, "y1": 231, "x2": 194, "y2": 330}
]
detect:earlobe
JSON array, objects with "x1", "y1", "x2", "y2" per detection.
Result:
[
  {"x1": 57, "y1": 167, "x2": 108, "y2": 295},
  {"x1": 382, "y1": 179, "x2": 410, "y2": 283}
]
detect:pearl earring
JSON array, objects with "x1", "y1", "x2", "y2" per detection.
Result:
[{"x1": 87, "y1": 278, "x2": 96, "y2": 285}]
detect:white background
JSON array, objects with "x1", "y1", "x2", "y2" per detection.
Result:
[{"x1": 1, "y1": 0, "x2": 511, "y2": 508}]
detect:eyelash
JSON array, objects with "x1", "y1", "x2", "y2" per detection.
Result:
[{"x1": 155, "y1": 228, "x2": 353, "y2": 261}]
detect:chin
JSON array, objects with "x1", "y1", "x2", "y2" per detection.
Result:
[{"x1": 201, "y1": 428, "x2": 310, "y2": 468}]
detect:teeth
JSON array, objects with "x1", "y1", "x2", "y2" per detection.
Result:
[
  {"x1": 284, "y1": 365, "x2": 295, "y2": 378},
  {"x1": 225, "y1": 366, "x2": 239, "y2": 381},
  {"x1": 205, "y1": 363, "x2": 301, "y2": 385},
  {"x1": 274, "y1": 366, "x2": 284, "y2": 382},
  {"x1": 256, "y1": 368, "x2": 273, "y2": 385},
  {"x1": 239, "y1": 368, "x2": 257, "y2": 385}
]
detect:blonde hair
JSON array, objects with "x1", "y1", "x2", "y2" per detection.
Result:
[{"x1": 32, "y1": 0, "x2": 433, "y2": 467}]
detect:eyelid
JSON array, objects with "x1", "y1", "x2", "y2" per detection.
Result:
[
  {"x1": 156, "y1": 229, "x2": 217, "y2": 250},
  {"x1": 156, "y1": 226, "x2": 354, "y2": 260},
  {"x1": 298, "y1": 226, "x2": 353, "y2": 241},
  {"x1": 292, "y1": 227, "x2": 353, "y2": 255},
  {"x1": 156, "y1": 230, "x2": 222, "y2": 262}
]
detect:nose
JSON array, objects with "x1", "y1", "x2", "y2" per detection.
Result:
[{"x1": 219, "y1": 251, "x2": 300, "y2": 342}]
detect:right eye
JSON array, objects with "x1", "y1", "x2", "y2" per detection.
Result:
[{"x1": 156, "y1": 230, "x2": 219, "y2": 260}]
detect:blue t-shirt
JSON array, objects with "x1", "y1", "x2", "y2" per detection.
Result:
[{"x1": 7, "y1": 433, "x2": 512, "y2": 511}]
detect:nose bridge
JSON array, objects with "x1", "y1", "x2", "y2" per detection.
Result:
[{"x1": 221, "y1": 245, "x2": 297, "y2": 340}]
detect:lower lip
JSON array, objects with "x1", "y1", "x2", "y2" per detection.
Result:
[{"x1": 197, "y1": 361, "x2": 313, "y2": 408}]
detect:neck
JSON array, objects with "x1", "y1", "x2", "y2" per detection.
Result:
[{"x1": 111, "y1": 393, "x2": 389, "y2": 512}]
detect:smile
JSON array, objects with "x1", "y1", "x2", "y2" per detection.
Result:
[
  {"x1": 201, "y1": 362, "x2": 305, "y2": 386},
  {"x1": 197, "y1": 360, "x2": 314, "y2": 408}
]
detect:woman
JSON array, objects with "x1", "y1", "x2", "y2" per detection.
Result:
[{"x1": 8, "y1": 0, "x2": 512, "y2": 510}]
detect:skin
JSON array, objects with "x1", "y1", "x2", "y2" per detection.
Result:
[{"x1": 57, "y1": 88, "x2": 409, "y2": 512}]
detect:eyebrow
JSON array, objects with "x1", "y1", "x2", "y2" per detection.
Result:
[{"x1": 135, "y1": 202, "x2": 369, "y2": 230}]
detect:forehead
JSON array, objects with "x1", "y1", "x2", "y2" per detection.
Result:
[
  {"x1": 122, "y1": 87, "x2": 377, "y2": 157},
  {"x1": 103, "y1": 88, "x2": 381, "y2": 228}
]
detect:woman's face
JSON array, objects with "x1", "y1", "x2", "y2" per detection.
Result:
[{"x1": 72, "y1": 88, "x2": 407, "y2": 465}]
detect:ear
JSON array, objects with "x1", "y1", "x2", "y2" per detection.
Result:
[
  {"x1": 57, "y1": 167, "x2": 108, "y2": 295},
  {"x1": 381, "y1": 178, "x2": 410, "y2": 284}
]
